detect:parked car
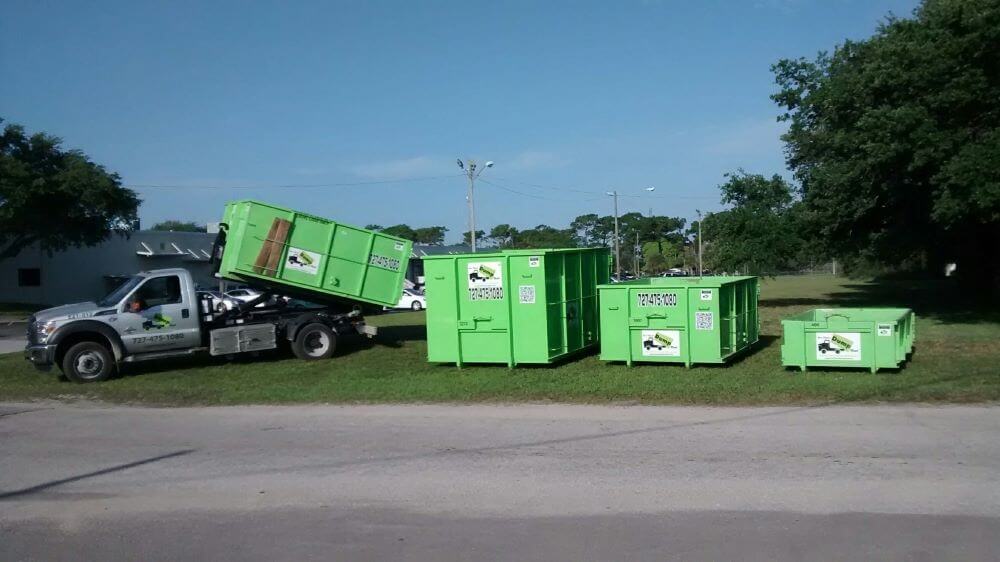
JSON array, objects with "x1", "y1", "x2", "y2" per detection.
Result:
[
  {"x1": 662, "y1": 268, "x2": 686, "y2": 277},
  {"x1": 387, "y1": 288, "x2": 427, "y2": 311},
  {"x1": 224, "y1": 288, "x2": 262, "y2": 303},
  {"x1": 224, "y1": 288, "x2": 291, "y2": 308},
  {"x1": 196, "y1": 290, "x2": 238, "y2": 312}
]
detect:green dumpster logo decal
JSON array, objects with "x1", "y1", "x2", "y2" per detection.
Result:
[
  {"x1": 142, "y1": 312, "x2": 173, "y2": 331},
  {"x1": 641, "y1": 330, "x2": 680, "y2": 357},
  {"x1": 468, "y1": 261, "x2": 504, "y2": 301},
  {"x1": 816, "y1": 332, "x2": 861, "y2": 361},
  {"x1": 287, "y1": 247, "x2": 321, "y2": 275}
]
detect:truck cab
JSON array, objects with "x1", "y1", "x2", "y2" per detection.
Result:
[{"x1": 25, "y1": 268, "x2": 368, "y2": 382}]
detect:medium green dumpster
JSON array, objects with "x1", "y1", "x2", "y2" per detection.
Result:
[
  {"x1": 597, "y1": 276, "x2": 759, "y2": 367},
  {"x1": 423, "y1": 248, "x2": 611, "y2": 367},
  {"x1": 218, "y1": 200, "x2": 412, "y2": 308},
  {"x1": 780, "y1": 308, "x2": 915, "y2": 373}
]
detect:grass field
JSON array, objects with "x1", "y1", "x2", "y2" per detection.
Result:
[{"x1": 0, "y1": 275, "x2": 997, "y2": 405}]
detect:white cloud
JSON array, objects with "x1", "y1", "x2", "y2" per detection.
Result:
[{"x1": 351, "y1": 156, "x2": 443, "y2": 179}]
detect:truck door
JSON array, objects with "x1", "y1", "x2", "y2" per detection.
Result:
[{"x1": 118, "y1": 274, "x2": 200, "y2": 353}]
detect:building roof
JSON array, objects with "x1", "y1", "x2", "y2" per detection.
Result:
[{"x1": 133, "y1": 231, "x2": 216, "y2": 261}]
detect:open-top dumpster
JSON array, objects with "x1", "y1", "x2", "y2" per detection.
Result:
[
  {"x1": 218, "y1": 200, "x2": 412, "y2": 308},
  {"x1": 597, "y1": 276, "x2": 759, "y2": 367},
  {"x1": 780, "y1": 308, "x2": 915, "y2": 373},
  {"x1": 423, "y1": 248, "x2": 610, "y2": 367}
]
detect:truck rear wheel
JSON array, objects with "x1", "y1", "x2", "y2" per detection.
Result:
[
  {"x1": 292, "y1": 323, "x2": 336, "y2": 360},
  {"x1": 62, "y1": 341, "x2": 115, "y2": 383}
]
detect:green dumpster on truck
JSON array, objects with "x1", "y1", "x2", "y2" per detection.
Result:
[
  {"x1": 218, "y1": 200, "x2": 413, "y2": 308},
  {"x1": 780, "y1": 308, "x2": 915, "y2": 373},
  {"x1": 597, "y1": 276, "x2": 759, "y2": 367},
  {"x1": 423, "y1": 248, "x2": 610, "y2": 367}
]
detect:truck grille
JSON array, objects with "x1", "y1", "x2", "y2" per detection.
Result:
[{"x1": 26, "y1": 316, "x2": 37, "y2": 345}]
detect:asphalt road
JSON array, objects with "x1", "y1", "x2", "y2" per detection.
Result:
[
  {"x1": 0, "y1": 321, "x2": 26, "y2": 354},
  {"x1": 1, "y1": 402, "x2": 998, "y2": 561}
]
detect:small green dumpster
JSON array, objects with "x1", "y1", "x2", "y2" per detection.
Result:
[
  {"x1": 423, "y1": 248, "x2": 610, "y2": 367},
  {"x1": 218, "y1": 200, "x2": 412, "y2": 308},
  {"x1": 597, "y1": 276, "x2": 759, "y2": 367},
  {"x1": 780, "y1": 308, "x2": 915, "y2": 373}
]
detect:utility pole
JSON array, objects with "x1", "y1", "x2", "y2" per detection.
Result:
[
  {"x1": 607, "y1": 190, "x2": 621, "y2": 280},
  {"x1": 634, "y1": 231, "x2": 640, "y2": 277},
  {"x1": 696, "y1": 209, "x2": 703, "y2": 278},
  {"x1": 456, "y1": 158, "x2": 493, "y2": 252}
]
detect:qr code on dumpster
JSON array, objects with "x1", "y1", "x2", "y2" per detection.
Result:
[
  {"x1": 519, "y1": 285, "x2": 536, "y2": 304},
  {"x1": 695, "y1": 312, "x2": 713, "y2": 330}
]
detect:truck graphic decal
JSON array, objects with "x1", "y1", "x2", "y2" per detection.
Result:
[
  {"x1": 816, "y1": 332, "x2": 861, "y2": 361},
  {"x1": 286, "y1": 247, "x2": 321, "y2": 275},
  {"x1": 466, "y1": 262, "x2": 503, "y2": 299},
  {"x1": 641, "y1": 330, "x2": 681, "y2": 357}
]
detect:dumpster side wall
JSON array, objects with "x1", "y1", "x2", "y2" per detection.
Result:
[
  {"x1": 424, "y1": 248, "x2": 608, "y2": 366},
  {"x1": 219, "y1": 200, "x2": 412, "y2": 308}
]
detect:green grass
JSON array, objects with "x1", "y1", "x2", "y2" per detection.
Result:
[{"x1": 1, "y1": 275, "x2": 997, "y2": 405}]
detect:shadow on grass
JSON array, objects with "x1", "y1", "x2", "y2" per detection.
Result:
[
  {"x1": 375, "y1": 323, "x2": 427, "y2": 347},
  {"x1": 761, "y1": 278, "x2": 1000, "y2": 325},
  {"x1": 113, "y1": 334, "x2": 378, "y2": 380}
]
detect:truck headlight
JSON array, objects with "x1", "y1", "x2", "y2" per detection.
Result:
[{"x1": 35, "y1": 321, "x2": 57, "y2": 343}]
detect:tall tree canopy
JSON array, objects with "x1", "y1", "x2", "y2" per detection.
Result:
[
  {"x1": 0, "y1": 119, "x2": 140, "y2": 259},
  {"x1": 772, "y1": 0, "x2": 1000, "y2": 285},
  {"x1": 151, "y1": 220, "x2": 204, "y2": 232},
  {"x1": 702, "y1": 171, "x2": 808, "y2": 274}
]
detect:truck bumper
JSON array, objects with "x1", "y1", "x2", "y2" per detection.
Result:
[
  {"x1": 355, "y1": 322, "x2": 377, "y2": 338},
  {"x1": 24, "y1": 344, "x2": 57, "y2": 371}
]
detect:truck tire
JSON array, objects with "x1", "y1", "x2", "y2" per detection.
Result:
[
  {"x1": 292, "y1": 323, "x2": 336, "y2": 360},
  {"x1": 411, "y1": 301, "x2": 423, "y2": 311},
  {"x1": 61, "y1": 341, "x2": 115, "y2": 383}
]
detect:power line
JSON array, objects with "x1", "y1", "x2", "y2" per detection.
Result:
[
  {"x1": 127, "y1": 174, "x2": 465, "y2": 190},
  {"x1": 492, "y1": 176, "x2": 716, "y2": 200},
  {"x1": 479, "y1": 178, "x2": 603, "y2": 202}
]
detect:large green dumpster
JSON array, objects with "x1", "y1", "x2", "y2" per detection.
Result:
[
  {"x1": 597, "y1": 276, "x2": 759, "y2": 367},
  {"x1": 218, "y1": 200, "x2": 412, "y2": 308},
  {"x1": 780, "y1": 308, "x2": 915, "y2": 373},
  {"x1": 423, "y1": 248, "x2": 610, "y2": 367}
]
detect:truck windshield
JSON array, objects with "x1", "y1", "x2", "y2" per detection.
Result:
[{"x1": 97, "y1": 275, "x2": 145, "y2": 307}]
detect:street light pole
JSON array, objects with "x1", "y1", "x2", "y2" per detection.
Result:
[
  {"x1": 457, "y1": 158, "x2": 493, "y2": 252},
  {"x1": 607, "y1": 190, "x2": 621, "y2": 280},
  {"x1": 696, "y1": 209, "x2": 703, "y2": 278}
]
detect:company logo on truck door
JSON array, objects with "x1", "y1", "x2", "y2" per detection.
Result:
[
  {"x1": 368, "y1": 254, "x2": 401, "y2": 271},
  {"x1": 286, "y1": 247, "x2": 320, "y2": 275},
  {"x1": 816, "y1": 332, "x2": 861, "y2": 361},
  {"x1": 641, "y1": 330, "x2": 681, "y2": 357},
  {"x1": 142, "y1": 312, "x2": 173, "y2": 331},
  {"x1": 467, "y1": 261, "x2": 504, "y2": 300},
  {"x1": 636, "y1": 292, "x2": 678, "y2": 307}
]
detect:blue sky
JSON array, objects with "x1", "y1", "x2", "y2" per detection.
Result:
[{"x1": 2, "y1": 0, "x2": 919, "y2": 242}]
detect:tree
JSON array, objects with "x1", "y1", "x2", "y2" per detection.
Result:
[
  {"x1": 379, "y1": 224, "x2": 417, "y2": 240},
  {"x1": 772, "y1": 0, "x2": 1000, "y2": 286},
  {"x1": 702, "y1": 171, "x2": 808, "y2": 275},
  {"x1": 0, "y1": 119, "x2": 140, "y2": 259},
  {"x1": 513, "y1": 225, "x2": 577, "y2": 249},
  {"x1": 462, "y1": 229, "x2": 485, "y2": 247},
  {"x1": 413, "y1": 226, "x2": 448, "y2": 245},
  {"x1": 151, "y1": 220, "x2": 204, "y2": 232},
  {"x1": 488, "y1": 224, "x2": 519, "y2": 248}
]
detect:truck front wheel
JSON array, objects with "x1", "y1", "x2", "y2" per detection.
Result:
[
  {"x1": 292, "y1": 323, "x2": 336, "y2": 360},
  {"x1": 62, "y1": 341, "x2": 115, "y2": 383}
]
